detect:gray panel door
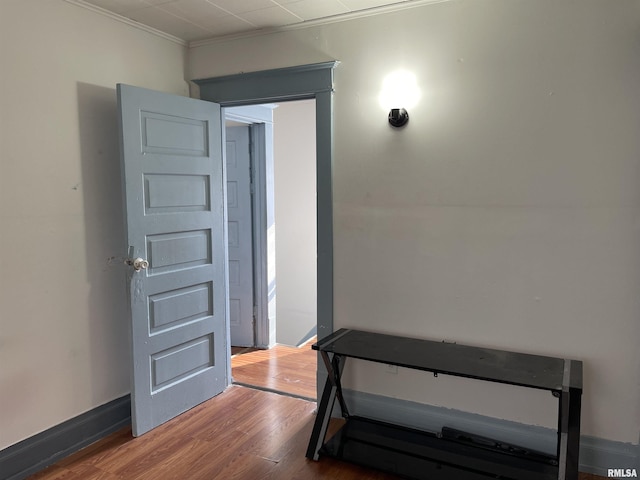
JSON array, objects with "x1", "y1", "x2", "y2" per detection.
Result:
[
  {"x1": 117, "y1": 84, "x2": 228, "y2": 436},
  {"x1": 226, "y1": 126, "x2": 255, "y2": 347}
]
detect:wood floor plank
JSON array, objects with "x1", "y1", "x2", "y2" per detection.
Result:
[
  {"x1": 107, "y1": 432, "x2": 191, "y2": 478},
  {"x1": 67, "y1": 464, "x2": 120, "y2": 480},
  {"x1": 212, "y1": 452, "x2": 278, "y2": 480},
  {"x1": 27, "y1": 466, "x2": 80, "y2": 480},
  {"x1": 130, "y1": 437, "x2": 215, "y2": 480},
  {"x1": 246, "y1": 399, "x2": 316, "y2": 463}
]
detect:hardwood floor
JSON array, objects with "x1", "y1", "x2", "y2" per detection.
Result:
[
  {"x1": 27, "y1": 385, "x2": 608, "y2": 480},
  {"x1": 27, "y1": 343, "x2": 607, "y2": 480},
  {"x1": 231, "y1": 339, "x2": 317, "y2": 399},
  {"x1": 28, "y1": 386, "x2": 390, "y2": 480}
]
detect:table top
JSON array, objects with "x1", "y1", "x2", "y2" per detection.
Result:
[{"x1": 313, "y1": 329, "x2": 582, "y2": 392}]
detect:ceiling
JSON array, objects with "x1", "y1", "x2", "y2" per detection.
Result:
[{"x1": 72, "y1": 0, "x2": 428, "y2": 44}]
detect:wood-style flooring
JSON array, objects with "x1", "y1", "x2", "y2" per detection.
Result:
[
  {"x1": 28, "y1": 386, "x2": 392, "y2": 480},
  {"x1": 28, "y1": 340, "x2": 607, "y2": 480},
  {"x1": 231, "y1": 339, "x2": 317, "y2": 400}
]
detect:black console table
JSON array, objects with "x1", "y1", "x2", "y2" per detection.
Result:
[{"x1": 306, "y1": 328, "x2": 582, "y2": 480}]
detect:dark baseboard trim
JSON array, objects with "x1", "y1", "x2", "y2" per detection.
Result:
[{"x1": 0, "y1": 395, "x2": 131, "y2": 480}]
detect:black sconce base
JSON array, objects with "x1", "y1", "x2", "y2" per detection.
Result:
[{"x1": 388, "y1": 108, "x2": 409, "y2": 127}]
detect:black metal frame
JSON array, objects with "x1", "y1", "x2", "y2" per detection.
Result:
[{"x1": 306, "y1": 329, "x2": 583, "y2": 480}]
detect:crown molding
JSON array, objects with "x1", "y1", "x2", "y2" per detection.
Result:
[
  {"x1": 189, "y1": 0, "x2": 451, "y2": 48},
  {"x1": 64, "y1": 0, "x2": 187, "y2": 47},
  {"x1": 64, "y1": 0, "x2": 450, "y2": 49}
]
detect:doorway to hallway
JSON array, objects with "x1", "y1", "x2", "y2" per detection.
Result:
[{"x1": 226, "y1": 99, "x2": 317, "y2": 398}]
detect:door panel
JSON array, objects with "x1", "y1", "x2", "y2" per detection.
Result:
[
  {"x1": 144, "y1": 174, "x2": 210, "y2": 214},
  {"x1": 117, "y1": 84, "x2": 228, "y2": 436},
  {"x1": 226, "y1": 126, "x2": 255, "y2": 347}
]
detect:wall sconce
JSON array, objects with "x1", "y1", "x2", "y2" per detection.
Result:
[
  {"x1": 378, "y1": 70, "x2": 421, "y2": 128},
  {"x1": 388, "y1": 108, "x2": 409, "y2": 127}
]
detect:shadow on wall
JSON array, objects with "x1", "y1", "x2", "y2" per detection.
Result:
[{"x1": 76, "y1": 82, "x2": 131, "y2": 403}]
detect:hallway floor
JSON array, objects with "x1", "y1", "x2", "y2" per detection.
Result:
[{"x1": 231, "y1": 339, "x2": 317, "y2": 399}]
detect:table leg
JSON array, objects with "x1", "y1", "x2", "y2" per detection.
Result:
[
  {"x1": 557, "y1": 360, "x2": 582, "y2": 480},
  {"x1": 306, "y1": 352, "x2": 348, "y2": 460},
  {"x1": 306, "y1": 371, "x2": 338, "y2": 460},
  {"x1": 332, "y1": 354, "x2": 349, "y2": 418}
]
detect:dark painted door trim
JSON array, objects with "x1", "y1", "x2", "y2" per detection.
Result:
[{"x1": 194, "y1": 61, "x2": 338, "y2": 343}]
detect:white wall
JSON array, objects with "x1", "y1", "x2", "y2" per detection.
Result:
[
  {"x1": 273, "y1": 100, "x2": 317, "y2": 346},
  {"x1": 190, "y1": 0, "x2": 640, "y2": 445},
  {"x1": 0, "y1": 0, "x2": 188, "y2": 449}
]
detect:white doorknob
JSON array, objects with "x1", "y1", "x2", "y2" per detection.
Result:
[{"x1": 126, "y1": 257, "x2": 149, "y2": 272}]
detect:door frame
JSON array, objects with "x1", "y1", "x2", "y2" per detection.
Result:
[
  {"x1": 225, "y1": 106, "x2": 275, "y2": 348},
  {"x1": 194, "y1": 61, "x2": 337, "y2": 392}
]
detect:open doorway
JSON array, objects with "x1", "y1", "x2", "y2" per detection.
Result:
[
  {"x1": 194, "y1": 61, "x2": 338, "y2": 401},
  {"x1": 225, "y1": 99, "x2": 318, "y2": 400}
]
